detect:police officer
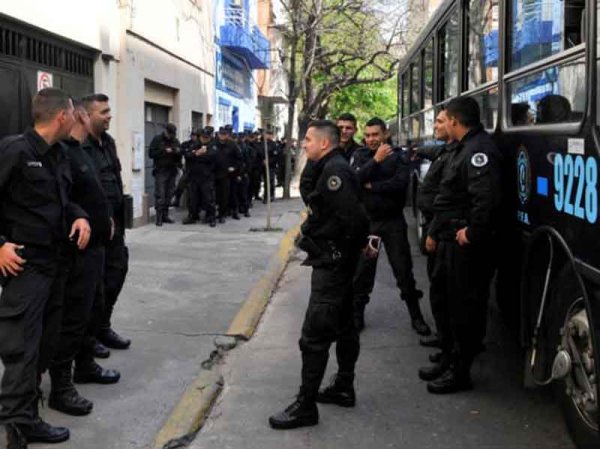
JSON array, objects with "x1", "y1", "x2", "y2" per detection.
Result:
[
  {"x1": 214, "y1": 127, "x2": 242, "y2": 222},
  {"x1": 351, "y1": 118, "x2": 430, "y2": 335},
  {"x1": 261, "y1": 129, "x2": 278, "y2": 203},
  {"x1": 172, "y1": 130, "x2": 198, "y2": 208},
  {"x1": 149, "y1": 123, "x2": 182, "y2": 226},
  {"x1": 48, "y1": 100, "x2": 120, "y2": 419},
  {"x1": 337, "y1": 113, "x2": 361, "y2": 161},
  {"x1": 237, "y1": 132, "x2": 252, "y2": 216},
  {"x1": 82, "y1": 94, "x2": 132, "y2": 352},
  {"x1": 0, "y1": 88, "x2": 91, "y2": 446},
  {"x1": 414, "y1": 108, "x2": 456, "y2": 381},
  {"x1": 182, "y1": 128, "x2": 217, "y2": 227},
  {"x1": 248, "y1": 132, "x2": 263, "y2": 202},
  {"x1": 425, "y1": 97, "x2": 501, "y2": 394},
  {"x1": 269, "y1": 120, "x2": 369, "y2": 430}
]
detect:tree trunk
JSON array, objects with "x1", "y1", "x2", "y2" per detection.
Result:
[{"x1": 283, "y1": 36, "x2": 299, "y2": 199}]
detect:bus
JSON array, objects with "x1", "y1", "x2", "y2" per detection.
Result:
[{"x1": 397, "y1": 0, "x2": 599, "y2": 447}]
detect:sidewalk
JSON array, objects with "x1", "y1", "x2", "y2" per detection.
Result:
[
  {"x1": 0, "y1": 197, "x2": 303, "y2": 449},
  {"x1": 190, "y1": 215, "x2": 575, "y2": 449}
]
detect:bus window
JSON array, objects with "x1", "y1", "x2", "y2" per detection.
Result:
[
  {"x1": 509, "y1": 0, "x2": 585, "y2": 71},
  {"x1": 467, "y1": 0, "x2": 499, "y2": 90},
  {"x1": 410, "y1": 62, "x2": 421, "y2": 113},
  {"x1": 438, "y1": 9, "x2": 459, "y2": 100},
  {"x1": 402, "y1": 73, "x2": 410, "y2": 118},
  {"x1": 508, "y1": 57, "x2": 586, "y2": 125},
  {"x1": 423, "y1": 40, "x2": 434, "y2": 108},
  {"x1": 470, "y1": 87, "x2": 498, "y2": 129}
]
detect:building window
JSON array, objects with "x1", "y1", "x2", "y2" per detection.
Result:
[
  {"x1": 218, "y1": 102, "x2": 231, "y2": 125},
  {"x1": 438, "y1": 9, "x2": 460, "y2": 100},
  {"x1": 467, "y1": 0, "x2": 499, "y2": 90},
  {"x1": 221, "y1": 57, "x2": 251, "y2": 98}
]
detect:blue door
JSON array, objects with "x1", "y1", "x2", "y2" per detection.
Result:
[{"x1": 232, "y1": 106, "x2": 239, "y2": 132}]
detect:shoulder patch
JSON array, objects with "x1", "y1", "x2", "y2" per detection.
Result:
[
  {"x1": 327, "y1": 175, "x2": 342, "y2": 191},
  {"x1": 471, "y1": 152, "x2": 488, "y2": 168}
]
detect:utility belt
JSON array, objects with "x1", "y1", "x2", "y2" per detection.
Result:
[
  {"x1": 436, "y1": 218, "x2": 468, "y2": 241},
  {"x1": 296, "y1": 234, "x2": 349, "y2": 267}
]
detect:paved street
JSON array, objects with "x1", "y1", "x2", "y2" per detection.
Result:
[
  {"x1": 190, "y1": 215, "x2": 576, "y2": 449},
  {"x1": 0, "y1": 198, "x2": 303, "y2": 449}
]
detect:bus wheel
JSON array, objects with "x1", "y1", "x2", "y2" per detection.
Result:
[{"x1": 550, "y1": 272, "x2": 599, "y2": 448}]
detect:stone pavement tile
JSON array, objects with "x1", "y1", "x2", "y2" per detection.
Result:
[
  {"x1": 190, "y1": 216, "x2": 576, "y2": 449},
  {"x1": 0, "y1": 198, "x2": 303, "y2": 449}
]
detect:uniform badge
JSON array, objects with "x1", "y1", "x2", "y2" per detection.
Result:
[
  {"x1": 327, "y1": 175, "x2": 342, "y2": 191},
  {"x1": 27, "y1": 161, "x2": 42, "y2": 168},
  {"x1": 471, "y1": 153, "x2": 488, "y2": 168}
]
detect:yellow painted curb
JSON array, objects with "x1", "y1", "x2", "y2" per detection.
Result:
[
  {"x1": 152, "y1": 370, "x2": 223, "y2": 449},
  {"x1": 226, "y1": 222, "x2": 301, "y2": 339}
]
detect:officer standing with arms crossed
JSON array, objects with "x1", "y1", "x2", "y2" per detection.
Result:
[
  {"x1": 269, "y1": 120, "x2": 369, "y2": 430},
  {"x1": 425, "y1": 97, "x2": 501, "y2": 394},
  {"x1": 48, "y1": 100, "x2": 120, "y2": 420},
  {"x1": 149, "y1": 123, "x2": 182, "y2": 226},
  {"x1": 83, "y1": 94, "x2": 132, "y2": 353},
  {"x1": 0, "y1": 88, "x2": 91, "y2": 447},
  {"x1": 351, "y1": 118, "x2": 430, "y2": 335}
]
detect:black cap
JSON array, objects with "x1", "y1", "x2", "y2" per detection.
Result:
[
  {"x1": 166, "y1": 123, "x2": 177, "y2": 134},
  {"x1": 218, "y1": 126, "x2": 231, "y2": 134},
  {"x1": 200, "y1": 126, "x2": 213, "y2": 137}
]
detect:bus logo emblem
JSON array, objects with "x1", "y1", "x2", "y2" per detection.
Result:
[{"x1": 517, "y1": 148, "x2": 531, "y2": 205}]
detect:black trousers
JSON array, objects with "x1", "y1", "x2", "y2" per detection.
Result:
[
  {"x1": 51, "y1": 246, "x2": 105, "y2": 368},
  {"x1": 0, "y1": 261, "x2": 68, "y2": 425},
  {"x1": 189, "y1": 178, "x2": 216, "y2": 220},
  {"x1": 228, "y1": 175, "x2": 241, "y2": 214},
  {"x1": 238, "y1": 174, "x2": 250, "y2": 213},
  {"x1": 154, "y1": 167, "x2": 178, "y2": 214},
  {"x1": 353, "y1": 215, "x2": 419, "y2": 306},
  {"x1": 299, "y1": 256, "x2": 360, "y2": 401},
  {"x1": 99, "y1": 235, "x2": 129, "y2": 331},
  {"x1": 174, "y1": 169, "x2": 190, "y2": 200},
  {"x1": 431, "y1": 240, "x2": 494, "y2": 370},
  {"x1": 262, "y1": 168, "x2": 276, "y2": 200},
  {"x1": 250, "y1": 170, "x2": 261, "y2": 199},
  {"x1": 215, "y1": 177, "x2": 230, "y2": 219}
]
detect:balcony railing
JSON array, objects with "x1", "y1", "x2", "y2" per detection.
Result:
[{"x1": 220, "y1": 7, "x2": 270, "y2": 69}]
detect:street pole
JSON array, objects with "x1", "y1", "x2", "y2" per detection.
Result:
[{"x1": 263, "y1": 130, "x2": 272, "y2": 230}]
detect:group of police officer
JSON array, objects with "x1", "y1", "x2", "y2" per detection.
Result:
[
  {"x1": 0, "y1": 88, "x2": 132, "y2": 448},
  {"x1": 269, "y1": 97, "x2": 501, "y2": 429},
  {"x1": 148, "y1": 124, "x2": 287, "y2": 227}
]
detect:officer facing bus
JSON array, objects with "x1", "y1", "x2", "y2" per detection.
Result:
[
  {"x1": 269, "y1": 120, "x2": 369, "y2": 430},
  {"x1": 425, "y1": 97, "x2": 501, "y2": 394}
]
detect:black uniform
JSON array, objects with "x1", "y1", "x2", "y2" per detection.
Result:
[
  {"x1": 214, "y1": 139, "x2": 242, "y2": 220},
  {"x1": 340, "y1": 140, "x2": 361, "y2": 162},
  {"x1": 296, "y1": 150, "x2": 369, "y2": 401},
  {"x1": 248, "y1": 140, "x2": 263, "y2": 200},
  {"x1": 0, "y1": 129, "x2": 87, "y2": 425},
  {"x1": 148, "y1": 133, "x2": 182, "y2": 217},
  {"x1": 185, "y1": 140, "x2": 217, "y2": 222},
  {"x1": 83, "y1": 133, "x2": 129, "y2": 334},
  {"x1": 351, "y1": 147, "x2": 422, "y2": 308},
  {"x1": 428, "y1": 124, "x2": 501, "y2": 377},
  {"x1": 173, "y1": 138, "x2": 197, "y2": 206},
  {"x1": 228, "y1": 141, "x2": 245, "y2": 216},
  {"x1": 51, "y1": 138, "x2": 112, "y2": 374},
  {"x1": 261, "y1": 140, "x2": 279, "y2": 201}
]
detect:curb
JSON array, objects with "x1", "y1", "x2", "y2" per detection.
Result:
[
  {"x1": 152, "y1": 217, "x2": 302, "y2": 448},
  {"x1": 225, "y1": 222, "x2": 301, "y2": 339}
]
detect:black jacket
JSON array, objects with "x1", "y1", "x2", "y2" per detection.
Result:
[
  {"x1": 0, "y1": 128, "x2": 88, "y2": 250},
  {"x1": 300, "y1": 150, "x2": 369, "y2": 266},
  {"x1": 350, "y1": 146, "x2": 410, "y2": 220},
  {"x1": 63, "y1": 138, "x2": 112, "y2": 247},
  {"x1": 83, "y1": 133, "x2": 125, "y2": 232},
  {"x1": 429, "y1": 124, "x2": 502, "y2": 244},
  {"x1": 149, "y1": 133, "x2": 182, "y2": 170},
  {"x1": 214, "y1": 139, "x2": 242, "y2": 179},
  {"x1": 416, "y1": 144, "x2": 450, "y2": 220},
  {"x1": 184, "y1": 140, "x2": 217, "y2": 180},
  {"x1": 259, "y1": 140, "x2": 279, "y2": 169},
  {"x1": 340, "y1": 140, "x2": 361, "y2": 162}
]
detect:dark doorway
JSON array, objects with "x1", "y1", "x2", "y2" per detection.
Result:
[{"x1": 144, "y1": 102, "x2": 170, "y2": 207}]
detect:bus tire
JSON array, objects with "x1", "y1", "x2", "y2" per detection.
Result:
[{"x1": 549, "y1": 269, "x2": 599, "y2": 449}]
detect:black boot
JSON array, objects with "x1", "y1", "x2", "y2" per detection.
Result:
[
  {"x1": 419, "y1": 334, "x2": 441, "y2": 348},
  {"x1": 49, "y1": 363, "x2": 93, "y2": 416},
  {"x1": 405, "y1": 295, "x2": 431, "y2": 336},
  {"x1": 316, "y1": 375, "x2": 356, "y2": 407},
  {"x1": 16, "y1": 418, "x2": 70, "y2": 444},
  {"x1": 269, "y1": 395, "x2": 319, "y2": 430},
  {"x1": 426, "y1": 365, "x2": 473, "y2": 394},
  {"x1": 162, "y1": 210, "x2": 174, "y2": 224},
  {"x1": 429, "y1": 351, "x2": 443, "y2": 364},
  {"x1": 98, "y1": 328, "x2": 131, "y2": 350},
  {"x1": 93, "y1": 339, "x2": 111, "y2": 359},
  {"x1": 155, "y1": 211, "x2": 163, "y2": 226},
  {"x1": 182, "y1": 216, "x2": 198, "y2": 225},
  {"x1": 418, "y1": 353, "x2": 451, "y2": 381},
  {"x1": 74, "y1": 361, "x2": 120, "y2": 385},
  {"x1": 6, "y1": 424, "x2": 27, "y2": 449}
]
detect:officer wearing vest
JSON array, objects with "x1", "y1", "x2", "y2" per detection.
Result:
[
  {"x1": 425, "y1": 97, "x2": 501, "y2": 394},
  {"x1": 82, "y1": 94, "x2": 132, "y2": 354},
  {"x1": 182, "y1": 127, "x2": 218, "y2": 226},
  {"x1": 0, "y1": 88, "x2": 91, "y2": 447},
  {"x1": 351, "y1": 117, "x2": 430, "y2": 335},
  {"x1": 270, "y1": 120, "x2": 369, "y2": 430}
]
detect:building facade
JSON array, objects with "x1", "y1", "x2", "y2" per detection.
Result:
[
  {"x1": 0, "y1": 0, "x2": 216, "y2": 226},
  {"x1": 214, "y1": 0, "x2": 270, "y2": 131}
]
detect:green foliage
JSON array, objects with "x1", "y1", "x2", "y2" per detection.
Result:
[{"x1": 327, "y1": 75, "x2": 397, "y2": 138}]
